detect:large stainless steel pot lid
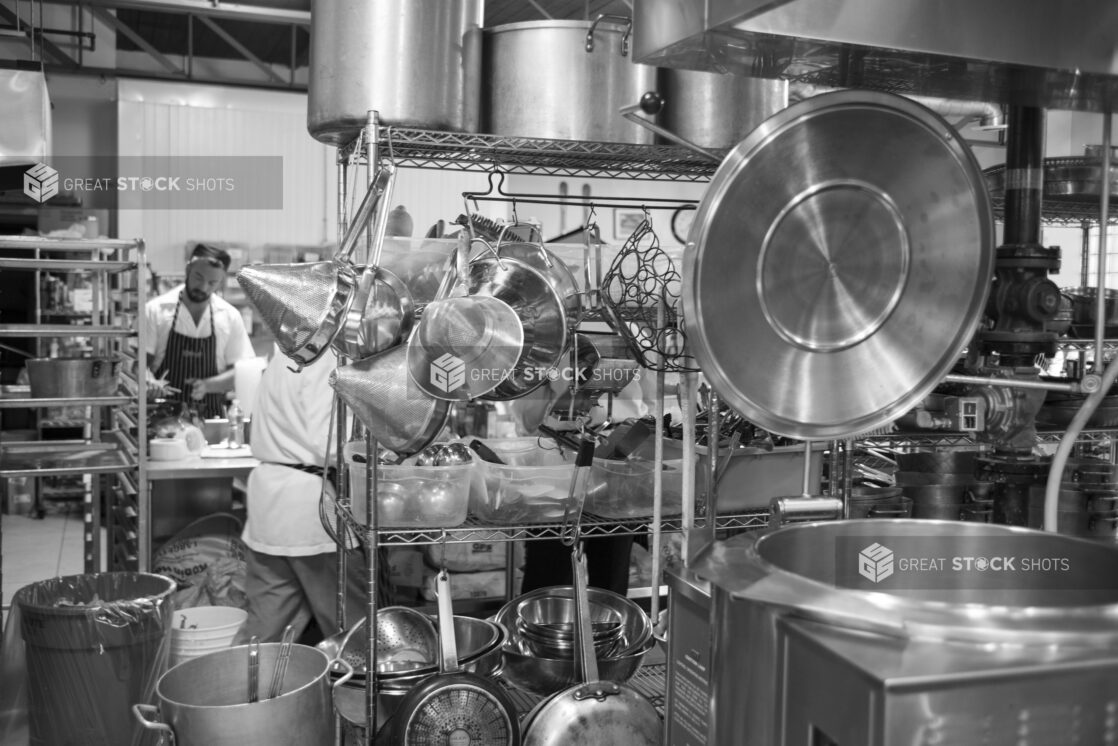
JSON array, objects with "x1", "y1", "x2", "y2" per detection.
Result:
[{"x1": 682, "y1": 89, "x2": 994, "y2": 440}]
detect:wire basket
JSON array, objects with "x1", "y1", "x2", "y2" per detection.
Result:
[{"x1": 600, "y1": 216, "x2": 698, "y2": 373}]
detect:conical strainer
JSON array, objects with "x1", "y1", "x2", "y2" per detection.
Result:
[
  {"x1": 329, "y1": 344, "x2": 450, "y2": 456},
  {"x1": 236, "y1": 162, "x2": 397, "y2": 368},
  {"x1": 238, "y1": 260, "x2": 357, "y2": 368}
]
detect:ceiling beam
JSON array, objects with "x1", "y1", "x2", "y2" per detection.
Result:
[
  {"x1": 195, "y1": 13, "x2": 286, "y2": 85},
  {"x1": 0, "y1": 3, "x2": 80, "y2": 66},
  {"x1": 45, "y1": 0, "x2": 310, "y2": 26},
  {"x1": 87, "y1": 5, "x2": 184, "y2": 75}
]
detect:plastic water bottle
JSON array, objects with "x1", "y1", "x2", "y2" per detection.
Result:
[{"x1": 228, "y1": 399, "x2": 245, "y2": 447}]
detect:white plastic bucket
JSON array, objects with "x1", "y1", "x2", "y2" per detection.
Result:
[{"x1": 170, "y1": 606, "x2": 247, "y2": 666}]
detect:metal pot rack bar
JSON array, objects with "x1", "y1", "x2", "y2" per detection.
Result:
[
  {"x1": 990, "y1": 198, "x2": 1118, "y2": 226},
  {"x1": 327, "y1": 502, "x2": 770, "y2": 548},
  {"x1": 856, "y1": 428, "x2": 1117, "y2": 450},
  {"x1": 1057, "y1": 339, "x2": 1118, "y2": 355},
  {"x1": 337, "y1": 126, "x2": 723, "y2": 181}
]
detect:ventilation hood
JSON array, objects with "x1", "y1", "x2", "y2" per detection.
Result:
[{"x1": 633, "y1": 0, "x2": 1118, "y2": 112}]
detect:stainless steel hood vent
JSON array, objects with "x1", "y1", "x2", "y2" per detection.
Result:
[{"x1": 633, "y1": 0, "x2": 1118, "y2": 112}]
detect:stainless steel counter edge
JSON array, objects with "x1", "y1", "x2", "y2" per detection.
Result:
[{"x1": 147, "y1": 456, "x2": 259, "y2": 480}]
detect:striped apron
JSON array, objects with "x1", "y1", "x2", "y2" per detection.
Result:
[{"x1": 155, "y1": 297, "x2": 227, "y2": 419}]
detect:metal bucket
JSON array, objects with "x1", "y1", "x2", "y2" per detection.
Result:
[
  {"x1": 481, "y1": 20, "x2": 658, "y2": 143},
  {"x1": 307, "y1": 0, "x2": 483, "y2": 144},
  {"x1": 134, "y1": 643, "x2": 345, "y2": 746},
  {"x1": 693, "y1": 520, "x2": 1118, "y2": 744},
  {"x1": 26, "y1": 356, "x2": 120, "y2": 398},
  {"x1": 658, "y1": 68, "x2": 787, "y2": 149}
]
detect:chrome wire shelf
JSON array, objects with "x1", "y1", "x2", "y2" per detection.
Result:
[
  {"x1": 1056, "y1": 339, "x2": 1118, "y2": 354},
  {"x1": 333, "y1": 505, "x2": 770, "y2": 547},
  {"x1": 990, "y1": 198, "x2": 1118, "y2": 226},
  {"x1": 347, "y1": 127, "x2": 722, "y2": 181},
  {"x1": 860, "y1": 429, "x2": 1117, "y2": 449}
]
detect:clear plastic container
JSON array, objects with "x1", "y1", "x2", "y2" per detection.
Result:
[
  {"x1": 344, "y1": 442, "x2": 471, "y2": 528},
  {"x1": 471, "y1": 438, "x2": 577, "y2": 524},
  {"x1": 584, "y1": 458, "x2": 685, "y2": 519}
]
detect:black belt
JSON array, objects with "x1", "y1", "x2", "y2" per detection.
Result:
[{"x1": 267, "y1": 462, "x2": 338, "y2": 488}]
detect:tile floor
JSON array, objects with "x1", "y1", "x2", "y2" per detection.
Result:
[{"x1": 2, "y1": 508, "x2": 87, "y2": 626}]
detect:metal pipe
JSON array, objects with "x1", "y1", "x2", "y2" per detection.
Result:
[
  {"x1": 1094, "y1": 114, "x2": 1112, "y2": 372},
  {"x1": 789, "y1": 83, "x2": 1004, "y2": 129},
  {"x1": 800, "y1": 440, "x2": 813, "y2": 497},
  {"x1": 1082, "y1": 219, "x2": 1093, "y2": 286},
  {"x1": 841, "y1": 438, "x2": 854, "y2": 518},
  {"x1": 705, "y1": 392, "x2": 721, "y2": 551},
  {"x1": 362, "y1": 108, "x2": 380, "y2": 746},
  {"x1": 944, "y1": 373, "x2": 1080, "y2": 393},
  {"x1": 1002, "y1": 105, "x2": 1045, "y2": 246}
]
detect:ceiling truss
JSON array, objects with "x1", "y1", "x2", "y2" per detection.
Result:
[{"x1": 0, "y1": 0, "x2": 632, "y2": 91}]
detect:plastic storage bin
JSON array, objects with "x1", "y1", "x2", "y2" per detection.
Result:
[
  {"x1": 471, "y1": 438, "x2": 577, "y2": 524},
  {"x1": 345, "y1": 442, "x2": 471, "y2": 529},
  {"x1": 584, "y1": 458, "x2": 686, "y2": 519},
  {"x1": 648, "y1": 439, "x2": 826, "y2": 513}
]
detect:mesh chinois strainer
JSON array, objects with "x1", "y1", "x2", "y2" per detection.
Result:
[{"x1": 237, "y1": 161, "x2": 397, "y2": 369}]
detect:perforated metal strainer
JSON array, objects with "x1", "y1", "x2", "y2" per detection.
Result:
[{"x1": 327, "y1": 607, "x2": 438, "y2": 676}]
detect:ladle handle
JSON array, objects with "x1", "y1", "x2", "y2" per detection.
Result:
[
  {"x1": 436, "y1": 570, "x2": 461, "y2": 673},
  {"x1": 336, "y1": 160, "x2": 397, "y2": 265},
  {"x1": 560, "y1": 438, "x2": 596, "y2": 547},
  {"x1": 572, "y1": 548, "x2": 599, "y2": 683}
]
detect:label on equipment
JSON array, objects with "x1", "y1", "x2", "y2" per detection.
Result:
[{"x1": 667, "y1": 592, "x2": 712, "y2": 745}]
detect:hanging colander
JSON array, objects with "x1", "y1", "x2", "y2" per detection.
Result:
[{"x1": 237, "y1": 161, "x2": 397, "y2": 369}]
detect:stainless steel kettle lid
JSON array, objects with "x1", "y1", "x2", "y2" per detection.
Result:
[{"x1": 682, "y1": 89, "x2": 995, "y2": 439}]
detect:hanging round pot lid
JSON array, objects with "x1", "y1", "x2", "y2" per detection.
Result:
[{"x1": 682, "y1": 89, "x2": 995, "y2": 440}]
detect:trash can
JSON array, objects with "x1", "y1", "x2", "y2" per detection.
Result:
[{"x1": 15, "y1": 572, "x2": 175, "y2": 746}]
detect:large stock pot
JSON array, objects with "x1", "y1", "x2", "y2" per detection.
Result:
[
  {"x1": 693, "y1": 520, "x2": 1118, "y2": 744},
  {"x1": 658, "y1": 68, "x2": 787, "y2": 149},
  {"x1": 133, "y1": 643, "x2": 349, "y2": 746},
  {"x1": 481, "y1": 19, "x2": 657, "y2": 143},
  {"x1": 308, "y1": 0, "x2": 483, "y2": 144}
]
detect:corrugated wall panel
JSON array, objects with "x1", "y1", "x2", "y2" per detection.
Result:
[{"x1": 117, "y1": 79, "x2": 334, "y2": 275}]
